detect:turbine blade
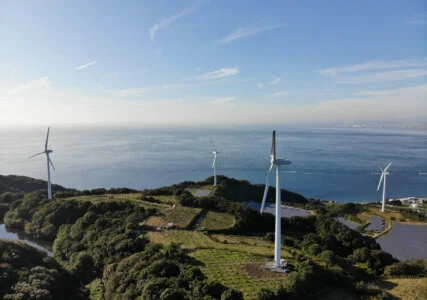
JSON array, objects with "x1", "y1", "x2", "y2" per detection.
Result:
[
  {"x1": 212, "y1": 156, "x2": 216, "y2": 169},
  {"x1": 48, "y1": 157, "x2": 56, "y2": 171},
  {"x1": 271, "y1": 131, "x2": 276, "y2": 162},
  {"x1": 45, "y1": 127, "x2": 50, "y2": 150},
  {"x1": 377, "y1": 173, "x2": 384, "y2": 191},
  {"x1": 260, "y1": 170, "x2": 271, "y2": 214},
  {"x1": 384, "y1": 162, "x2": 392, "y2": 172},
  {"x1": 209, "y1": 139, "x2": 217, "y2": 152},
  {"x1": 268, "y1": 162, "x2": 274, "y2": 172},
  {"x1": 28, "y1": 152, "x2": 45, "y2": 159}
]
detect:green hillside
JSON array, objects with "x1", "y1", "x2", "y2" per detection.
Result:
[{"x1": 0, "y1": 175, "x2": 70, "y2": 193}]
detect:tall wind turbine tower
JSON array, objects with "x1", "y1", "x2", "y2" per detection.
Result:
[
  {"x1": 28, "y1": 127, "x2": 56, "y2": 199},
  {"x1": 260, "y1": 131, "x2": 292, "y2": 268},
  {"x1": 210, "y1": 140, "x2": 218, "y2": 186},
  {"x1": 377, "y1": 162, "x2": 392, "y2": 213}
]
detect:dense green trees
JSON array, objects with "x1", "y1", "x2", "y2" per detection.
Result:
[
  {"x1": 0, "y1": 239, "x2": 88, "y2": 299},
  {"x1": 0, "y1": 175, "x2": 69, "y2": 194},
  {"x1": 212, "y1": 176, "x2": 308, "y2": 204},
  {"x1": 103, "y1": 243, "x2": 234, "y2": 299}
]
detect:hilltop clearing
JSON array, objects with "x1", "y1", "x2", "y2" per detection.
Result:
[{"x1": 0, "y1": 175, "x2": 426, "y2": 299}]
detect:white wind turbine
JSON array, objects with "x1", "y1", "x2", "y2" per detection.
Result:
[
  {"x1": 28, "y1": 127, "x2": 56, "y2": 199},
  {"x1": 377, "y1": 162, "x2": 392, "y2": 213},
  {"x1": 260, "y1": 131, "x2": 292, "y2": 268},
  {"x1": 210, "y1": 140, "x2": 218, "y2": 186}
]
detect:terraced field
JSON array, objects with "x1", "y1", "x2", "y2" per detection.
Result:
[
  {"x1": 148, "y1": 229, "x2": 293, "y2": 299},
  {"x1": 164, "y1": 206, "x2": 202, "y2": 228},
  {"x1": 191, "y1": 249, "x2": 287, "y2": 299},
  {"x1": 196, "y1": 211, "x2": 236, "y2": 230},
  {"x1": 144, "y1": 206, "x2": 202, "y2": 228}
]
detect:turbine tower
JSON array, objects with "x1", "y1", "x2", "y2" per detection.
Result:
[
  {"x1": 260, "y1": 131, "x2": 291, "y2": 268},
  {"x1": 210, "y1": 140, "x2": 218, "y2": 186},
  {"x1": 29, "y1": 127, "x2": 55, "y2": 199},
  {"x1": 377, "y1": 162, "x2": 392, "y2": 213}
]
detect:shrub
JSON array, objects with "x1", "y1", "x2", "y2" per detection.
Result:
[
  {"x1": 308, "y1": 244, "x2": 321, "y2": 256},
  {"x1": 221, "y1": 289, "x2": 243, "y2": 300},
  {"x1": 384, "y1": 259, "x2": 426, "y2": 277},
  {"x1": 320, "y1": 250, "x2": 335, "y2": 264},
  {"x1": 264, "y1": 232, "x2": 274, "y2": 242}
]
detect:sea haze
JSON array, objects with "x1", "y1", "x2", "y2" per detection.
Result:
[{"x1": 0, "y1": 125, "x2": 426, "y2": 202}]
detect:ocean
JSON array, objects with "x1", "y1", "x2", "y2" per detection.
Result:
[{"x1": 0, "y1": 125, "x2": 426, "y2": 202}]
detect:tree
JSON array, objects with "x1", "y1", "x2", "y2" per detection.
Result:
[{"x1": 221, "y1": 289, "x2": 243, "y2": 300}]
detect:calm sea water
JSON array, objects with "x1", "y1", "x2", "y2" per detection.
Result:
[{"x1": 0, "y1": 125, "x2": 426, "y2": 202}]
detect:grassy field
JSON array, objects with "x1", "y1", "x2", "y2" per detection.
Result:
[
  {"x1": 148, "y1": 230, "x2": 291, "y2": 257},
  {"x1": 191, "y1": 248, "x2": 287, "y2": 299},
  {"x1": 151, "y1": 195, "x2": 178, "y2": 204},
  {"x1": 376, "y1": 278, "x2": 427, "y2": 300},
  {"x1": 164, "y1": 206, "x2": 202, "y2": 228},
  {"x1": 148, "y1": 229, "x2": 294, "y2": 299},
  {"x1": 196, "y1": 211, "x2": 236, "y2": 230},
  {"x1": 144, "y1": 206, "x2": 202, "y2": 228},
  {"x1": 67, "y1": 194, "x2": 169, "y2": 210}
]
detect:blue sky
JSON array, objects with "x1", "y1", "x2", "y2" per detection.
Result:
[{"x1": 0, "y1": 0, "x2": 426, "y2": 126}]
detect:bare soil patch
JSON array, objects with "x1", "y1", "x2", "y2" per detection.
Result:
[{"x1": 242, "y1": 263, "x2": 286, "y2": 279}]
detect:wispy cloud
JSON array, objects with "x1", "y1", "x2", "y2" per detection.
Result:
[
  {"x1": 111, "y1": 88, "x2": 151, "y2": 97},
  {"x1": 8, "y1": 77, "x2": 51, "y2": 94},
  {"x1": 150, "y1": 0, "x2": 210, "y2": 40},
  {"x1": 271, "y1": 91, "x2": 288, "y2": 97},
  {"x1": 270, "y1": 77, "x2": 281, "y2": 85},
  {"x1": 219, "y1": 23, "x2": 284, "y2": 44},
  {"x1": 336, "y1": 69, "x2": 427, "y2": 84},
  {"x1": 211, "y1": 96, "x2": 235, "y2": 106},
  {"x1": 189, "y1": 68, "x2": 239, "y2": 80},
  {"x1": 110, "y1": 81, "x2": 216, "y2": 98},
  {"x1": 150, "y1": 8, "x2": 193, "y2": 40},
  {"x1": 74, "y1": 61, "x2": 97, "y2": 70},
  {"x1": 406, "y1": 14, "x2": 427, "y2": 25},
  {"x1": 257, "y1": 83, "x2": 266, "y2": 89},
  {"x1": 357, "y1": 89, "x2": 399, "y2": 97},
  {"x1": 319, "y1": 59, "x2": 427, "y2": 76}
]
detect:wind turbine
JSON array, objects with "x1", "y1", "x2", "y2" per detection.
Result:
[
  {"x1": 209, "y1": 140, "x2": 218, "y2": 186},
  {"x1": 377, "y1": 162, "x2": 392, "y2": 213},
  {"x1": 28, "y1": 127, "x2": 55, "y2": 199},
  {"x1": 260, "y1": 131, "x2": 292, "y2": 268}
]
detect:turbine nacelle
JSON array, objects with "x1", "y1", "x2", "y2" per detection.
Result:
[{"x1": 274, "y1": 159, "x2": 292, "y2": 166}]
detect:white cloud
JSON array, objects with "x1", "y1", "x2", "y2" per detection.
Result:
[
  {"x1": 210, "y1": 97, "x2": 235, "y2": 106},
  {"x1": 74, "y1": 61, "x2": 97, "y2": 70},
  {"x1": 111, "y1": 88, "x2": 151, "y2": 97},
  {"x1": 189, "y1": 68, "x2": 239, "y2": 80},
  {"x1": 319, "y1": 59, "x2": 427, "y2": 76},
  {"x1": 357, "y1": 89, "x2": 398, "y2": 96},
  {"x1": 7, "y1": 77, "x2": 51, "y2": 94},
  {"x1": 270, "y1": 78, "x2": 281, "y2": 85},
  {"x1": 219, "y1": 23, "x2": 284, "y2": 44},
  {"x1": 150, "y1": 7, "x2": 194, "y2": 40},
  {"x1": 271, "y1": 91, "x2": 288, "y2": 97},
  {"x1": 257, "y1": 83, "x2": 266, "y2": 89},
  {"x1": 1, "y1": 84, "x2": 426, "y2": 126},
  {"x1": 336, "y1": 69, "x2": 427, "y2": 84}
]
